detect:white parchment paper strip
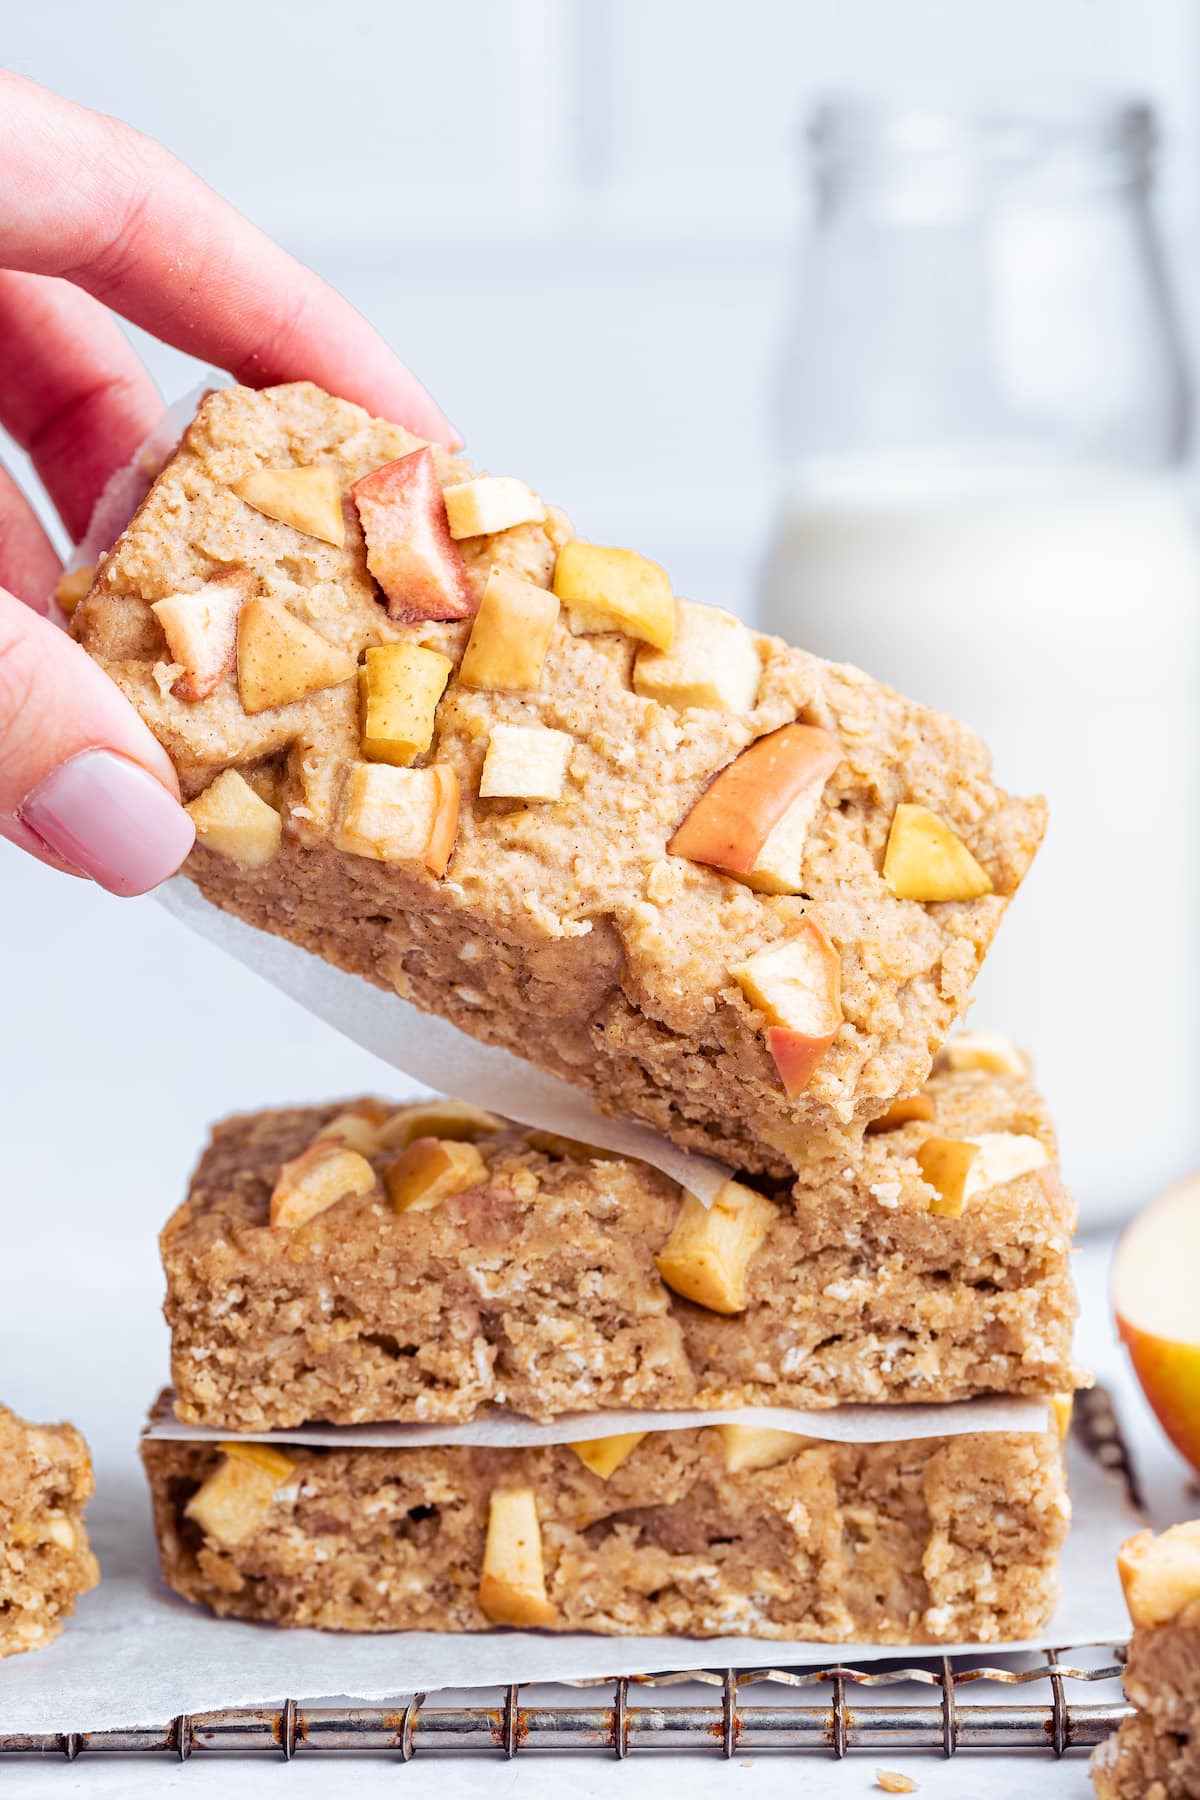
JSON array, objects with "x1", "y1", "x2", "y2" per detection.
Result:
[
  {"x1": 144, "y1": 1389, "x2": 1050, "y2": 1448},
  {"x1": 0, "y1": 1441, "x2": 1137, "y2": 1734},
  {"x1": 157, "y1": 878, "x2": 733, "y2": 1202}
]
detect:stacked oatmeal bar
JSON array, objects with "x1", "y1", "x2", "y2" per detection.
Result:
[{"x1": 75, "y1": 381, "x2": 1078, "y2": 1641}]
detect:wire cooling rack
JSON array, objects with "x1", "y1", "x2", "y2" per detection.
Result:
[{"x1": 0, "y1": 1388, "x2": 1139, "y2": 1764}]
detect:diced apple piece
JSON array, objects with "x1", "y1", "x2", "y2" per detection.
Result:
[
  {"x1": 351, "y1": 449, "x2": 473, "y2": 621},
  {"x1": 312, "y1": 1101, "x2": 393, "y2": 1157},
  {"x1": 866, "y1": 1094, "x2": 937, "y2": 1136},
  {"x1": 1116, "y1": 1522, "x2": 1200, "y2": 1627},
  {"x1": 669, "y1": 723, "x2": 840, "y2": 893},
  {"x1": 53, "y1": 563, "x2": 95, "y2": 617},
  {"x1": 937, "y1": 1031, "x2": 1028, "y2": 1077},
  {"x1": 152, "y1": 570, "x2": 253, "y2": 702},
  {"x1": 443, "y1": 475, "x2": 546, "y2": 539},
  {"x1": 233, "y1": 465, "x2": 345, "y2": 547},
  {"x1": 236, "y1": 595, "x2": 355, "y2": 714},
  {"x1": 479, "y1": 722, "x2": 572, "y2": 801},
  {"x1": 883, "y1": 803, "x2": 993, "y2": 903},
  {"x1": 917, "y1": 1131, "x2": 1049, "y2": 1219},
  {"x1": 377, "y1": 1100, "x2": 505, "y2": 1150},
  {"x1": 187, "y1": 769, "x2": 283, "y2": 867},
  {"x1": 359, "y1": 643, "x2": 453, "y2": 765},
  {"x1": 1049, "y1": 1393, "x2": 1074, "y2": 1443},
  {"x1": 526, "y1": 1130, "x2": 620, "y2": 1164},
  {"x1": 716, "y1": 1425, "x2": 805, "y2": 1474},
  {"x1": 566, "y1": 1433, "x2": 648, "y2": 1479},
  {"x1": 458, "y1": 568, "x2": 560, "y2": 692},
  {"x1": 384, "y1": 1136, "x2": 489, "y2": 1213},
  {"x1": 478, "y1": 1488, "x2": 558, "y2": 1628},
  {"x1": 633, "y1": 601, "x2": 762, "y2": 715},
  {"x1": 185, "y1": 1445, "x2": 295, "y2": 1548},
  {"x1": 334, "y1": 762, "x2": 460, "y2": 876},
  {"x1": 269, "y1": 1140, "x2": 376, "y2": 1229},
  {"x1": 553, "y1": 540, "x2": 674, "y2": 651},
  {"x1": 654, "y1": 1180, "x2": 778, "y2": 1315},
  {"x1": 731, "y1": 918, "x2": 843, "y2": 1098}
]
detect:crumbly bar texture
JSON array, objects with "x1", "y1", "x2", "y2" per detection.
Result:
[
  {"x1": 141, "y1": 1422, "x2": 1067, "y2": 1643},
  {"x1": 163, "y1": 1063, "x2": 1078, "y2": 1431},
  {"x1": 1091, "y1": 1608, "x2": 1200, "y2": 1798},
  {"x1": 0, "y1": 1405, "x2": 98, "y2": 1658},
  {"x1": 75, "y1": 382, "x2": 1044, "y2": 1174}
]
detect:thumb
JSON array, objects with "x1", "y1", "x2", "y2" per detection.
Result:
[{"x1": 0, "y1": 586, "x2": 195, "y2": 895}]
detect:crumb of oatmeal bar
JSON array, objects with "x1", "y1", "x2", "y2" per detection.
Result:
[
  {"x1": 1091, "y1": 1522, "x2": 1200, "y2": 1799},
  {"x1": 142, "y1": 1418, "x2": 1068, "y2": 1642},
  {"x1": 0, "y1": 1404, "x2": 98, "y2": 1658},
  {"x1": 161, "y1": 1058, "x2": 1080, "y2": 1431},
  {"x1": 74, "y1": 382, "x2": 1045, "y2": 1174}
]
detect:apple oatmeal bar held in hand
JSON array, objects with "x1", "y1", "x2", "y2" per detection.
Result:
[
  {"x1": 0, "y1": 1404, "x2": 99, "y2": 1658},
  {"x1": 75, "y1": 383, "x2": 1045, "y2": 1173},
  {"x1": 142, "y1": 1416, "x2": 1069, "y2": 1643},
  {"x1": 162, "y1": 1037, "x2": 1080, "y2": 1431}
]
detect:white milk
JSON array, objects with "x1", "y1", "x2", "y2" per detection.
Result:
[{"x1": 759, "y1": 454, "x2": 1200, "y2": 1225}]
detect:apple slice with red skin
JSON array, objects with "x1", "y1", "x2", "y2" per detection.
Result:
[
  {"x1": 1113, "y1": 1172, "x2": 1200, "y2": 1477},
  {"x1": 732, "y1": 916, "x2": 843, "y2": 1099},
  {"x1": 351, "y1": 448, "x2": 474, "y2": 622},
  {"x1": 669, "y1": 722, "x2": 841, "y2": 888}
]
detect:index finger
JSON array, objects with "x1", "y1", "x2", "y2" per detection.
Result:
[{"x1": 0, "y1": 71, "x2": 458, "y2": 448}]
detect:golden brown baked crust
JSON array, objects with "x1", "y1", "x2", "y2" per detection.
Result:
[
  {"x1": 141, "y1": 1422, "x2": 1068, "y2": 1643},
  {"x1": 76, "y1": 382, "x2": 1045, "y2": 1173},
  {"x1": 0, "y1": 1404, "x2": 98, "y2": 1658},
  {"x1": 162, "y1": 1064, "x2": 1079, "y2": 1430}
]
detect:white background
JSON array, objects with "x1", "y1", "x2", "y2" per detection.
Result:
[{"x1": 4, "y1": 3, "x2": 1200, "y2": 1794}]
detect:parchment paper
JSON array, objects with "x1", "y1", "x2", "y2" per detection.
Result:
[
  {"x1": 0, "y1": 1440, "x2": 1137, "y2": 1734},
  {"x1": 144, "y1": 1388, "x2": 1050, "y2": 1448}
]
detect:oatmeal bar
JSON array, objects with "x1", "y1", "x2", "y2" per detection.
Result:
[
  {"x1": 0, "y1": 1404, "x2": 98, "y2": 1658},
  {"x1": 162, "y1": 1050, "x2": 1079, "y2": 1431},
  {"x1": 1091, "y1": 1522, "x2": 1200, "y2": 1799},
  {"x1": 141, "y1": 1418, "x2": 1068, "y2": 1643},
  {"x1": 75, "y1": 382, "x2": 1044, "y2": 1173}
]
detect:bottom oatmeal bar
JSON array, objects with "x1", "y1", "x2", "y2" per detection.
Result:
[
  {"x1": 142, "y1": 1419, "x2": 1068, "y2": 1643},
  {"x1": 0, "y1": 1404, "x2": 99, "y2": 1658},
  {"x1": 1091, "y1": 1522, "x2": 1200, "y2": 1799}
]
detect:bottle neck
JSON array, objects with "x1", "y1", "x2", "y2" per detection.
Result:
[{"x1": 778, "y1": 102, "x2": 1189, "y2": 471}]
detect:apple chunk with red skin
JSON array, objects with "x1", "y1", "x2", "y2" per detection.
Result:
[
  {"x1": 731, "y1": 917, "x2": 843, "y2": 1099},
  {"x1": 1113, "y1": 1172, "x2": 1200, "y2": 1476},
  {"x1": 351, "y1": 448, "x2": 474, "y2": 621},
  {"x1": 669, "y1": 723, "x2": 841, "y2": 894}
]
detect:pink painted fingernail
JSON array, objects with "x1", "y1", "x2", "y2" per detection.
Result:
[{"x1": 19, "y1": 749, "x2": 195, "y2": 898}]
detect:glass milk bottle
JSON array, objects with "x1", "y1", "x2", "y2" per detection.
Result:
[{"x1": 759, "y1": 100, "x2": 1200, "y2": 1225}]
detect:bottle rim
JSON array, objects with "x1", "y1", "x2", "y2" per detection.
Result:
[{"x1": 807, "y1": 92, "x2": 1157, "y2": 178}]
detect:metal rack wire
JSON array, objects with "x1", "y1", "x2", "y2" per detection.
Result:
[
  {"x1": 0, "y1": 1653, "x2": 1132, "y2": 1762},
  {"x1": 0, "y1": 1388, "x2": 1139, "y2": 1763}
]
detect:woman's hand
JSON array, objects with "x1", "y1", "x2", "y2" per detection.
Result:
[{"x1": 0, "y1": 71, "x2": 454, "y2": 895}]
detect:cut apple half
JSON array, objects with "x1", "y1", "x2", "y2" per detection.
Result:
[
  {"x1": 731, "y1": 917, "x2": 843, "y2": 1099},
  {"x1": 1113, "y1": 1173, "x2": 1200, "y2": 1477},
  {"x1": 351, "y1": 448, "x2": 474, "y2": 621},
  {"x1": 669, "y1": 723, "x2": 841, "y2": 894},
  {"x1": 1116, "y1": 1522, "x2": 1200, "y2": 1627}
]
